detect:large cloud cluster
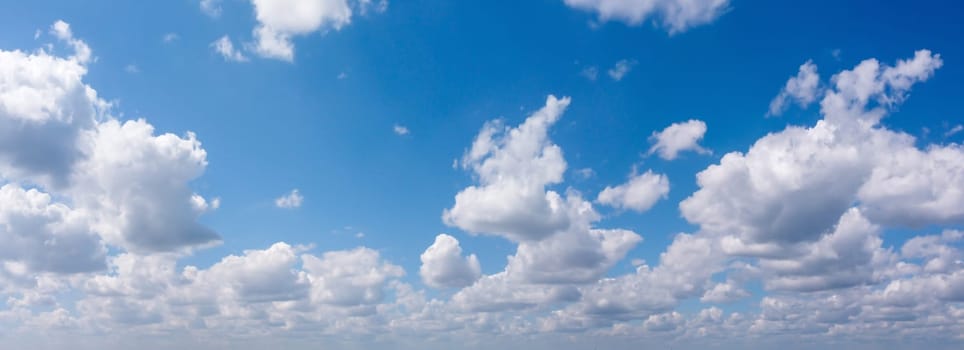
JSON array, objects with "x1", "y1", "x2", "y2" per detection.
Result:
[
  {"x1": 1, "y1": 20, "x2": 963, "y2": 349},
  {"x1": 0, "y1": 21, "x2": 220, "y2": 284}
]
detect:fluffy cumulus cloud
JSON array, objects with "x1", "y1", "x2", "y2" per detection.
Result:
[
  {"x1": 420, "y1": 234, "x2": 481, "y2": 288},
  {"x1": 443, "y1": 95, "x2": 644, "y2": 310},
  {"x1": 665, "y1": 49, "x2": 964, "y2": 339},
  {"x1": 0, "y1": 185, "x2": 105, "y2": 274},
  {"x1": 275, "y1": 189, "x2": 304, "y2": 208},
  {"x1": 0, "y1": 22, "x2": 97, "y2": 187},
  {"x1": 206, "y1": 0, "x2": 387, "y2": 62},
  {"x1": 4, "y1": 21, "x2": 964, "y2": 348},
  {"x1": 211, "y1": 35, "x2": 248, "y2": 62},
  {"x1": 647, "y1": 119, "x2": 710, "y2": 160},
  {"x1": 564, "y1": 0, "x2": 730, "y2": 34},
  {"x1": 0, "y1": 21, "x2": 219, "y2": 258},
  {"x1": 597, "y1": 170, "x2": 670, "y2": 212},
  {"x1": 768, "y1": 60, "x2": 821, "y2": 116},
  {"x1": 443, "y1": 96, "x2": 573, "y2": 242}
]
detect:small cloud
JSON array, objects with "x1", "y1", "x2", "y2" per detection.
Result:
[
  {"x1": 124, "y1": 64, "x2": 140, "y2": 73},
  {"x1": 200, "y1": 0, "x2": 222, "y2": 17},
  {"x1": 648, "y1": 119, "x2": 711, "y2": 160},
  {"x1": 163, "y1": 33, "x2": 179, "y2": 43},
  {"x1": 945, "y1": 124, "x2": 963, "y2": 138},
  {"x1": 211, "y1": 36, "x2": 248, "y2": 62},
  {"x1": 768, "y1": 60, "x2": 820, "y2": 117},
  {"x1": 831, "y1": 48, "x2": 842, "y2": 60},
  {"x1": 393, "y1": 124, "x2": 410, "y2": 136},
  {"x1": 580, "y1": 66, "x2": 599, "y2": 81},
  {"x1": 275, "y1": 189, "x2": 304, "y2": 209},
  {"x1": 34, "y1": 29, "x2": 41, "y2": 39},
  {"x1": 608, "y1": 59, "x2": 638, "y2": 81},
  {"x1": 355, "y1": 232, "x2": 365, "y2": 238},
  {"x1": 575, "y1": 168, "x2": 595, "y2": 180},
  {"x1": 359, "y1": 0, "x2": 389, "y2": 15},
  {"x1": 337, "y1": 72, "x2": 348, "y2": 80}
]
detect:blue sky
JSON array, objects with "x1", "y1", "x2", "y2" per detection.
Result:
[{"x1": 0, "y1": 0, "x2": 963, "y2": 349}]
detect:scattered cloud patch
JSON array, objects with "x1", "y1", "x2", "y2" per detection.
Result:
[
  {"x1": 200, "y1": 0, "x2": 222, "y2": 17},
  {"x1": 575, "y1": 167, "x2": 595, "y2": 179},
  {"x1": 564, "y1": 0, "x2": 731, "y2": 34},
  {"x1": 768, "y1": 60, "x2": 820, "y2": 116},
  {"x1": 647, "y1": 119, "x2": 710, "y2": 160},
  {"x1": 580, "y1": 66, "x2": 599, "y2": 81},
  {"x1": 211, "y1": 35, "x2": 248, "y2": 62},
  {"x1": 275, "y1": 189, "x2": 304, "y2": 208},
  {"x1": 247, "y1": 0, "x2": 376, "y2": 61},
  {"x1": 162, "y1": 33, "x2": 179, "y2": 43},
  {"x1": 393, "y1": 124, "x2": 410, "y2": 136},
  {"x1": 597, "y1": 170, "x2": 670, "y2": 212},
  {"x1": 607, "y1": 59, "x2": 637, "y2": 81},
  {"x1": 945, "y1": 124, "x2": 963, "y2": 138}
]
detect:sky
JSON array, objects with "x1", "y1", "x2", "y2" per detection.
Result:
[{"x1": 0, "y1": 0, "x2": 963, "y2": 349}]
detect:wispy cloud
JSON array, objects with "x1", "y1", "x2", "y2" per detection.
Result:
[
  {"x1": 211, "y1": 35, "x2": 247, "y2": 62},
  {"x1": 607, "y1": 59, "x2": 637, "y2": 81},
  {"x1": 275, "y1": 189, "x2": 304, "y2": 209}
]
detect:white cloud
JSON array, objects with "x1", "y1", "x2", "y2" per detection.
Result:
[
  {"x1": 753, "y1": 208, "x2": 894, "y2": 292},
  {"x1": 419, "y1": 234, "x2": 481, "y2": 288},
  {"x1": 443, "y1": 95, "x2": 572, "y2": 242},
  {"x1": 445, "y1": 95, "x2": 643, "y2": 307},
  {"x1": 200, "y1": 0, "x2": 223, "y2": 17},
  {"x1": 0, "y1": 33, "x2": 98, "y2": 186},
  {"x1": 71, "y1": 119, "x2": 219, "y2": 253},
  {"x1": 1, "y1": 21, "x2": 220, "y2": 254},
  {"x1": 188, "y1": 242, "x2": 311, "y2": 303},
  {"x1": 597, "y1": 170, "x2": 669, "y2": 212},
  {"x1": 248, "y1": 0, "x2": 354, "y2": 61},
  {"x1": 607, "y1": 59, "x2": 637, "y2": 81},
  {"x1": 564, "y1": 0, "x2": 730, "y2": 34},
  {"x1": 302, "y1": 247, "x2": 405, "y2": 306},
  {"x1": 124, "y1": 64, "x2": 139, "y2": 73},
  {"x1": 275, "y1": 189, "x2": 304, "y2": 208},
  {"x1": 162, "y1": 33, "x2": 179, "y2": 43},
  {"x1": 393, "y1": 124, "x2": 410, "y2": 135},
  {"x1": 580, "y1": 66, "x2": 599, "y2": 81},
  {"x1": 858, "y1": 141, "x2": 964, "y2": 226},
  {"x1": 451, "y1": 272, "x2": 581, "y2": 312},
  {"x1": 647, "y1": 119, "x2": 710, "y2": 160},
  {"x1": 570, "y1": 234, "x2": 723, "y2": 321},
  {"x1": 200, "y1": 1, "x2": 387, "y2": 62},
  {"x1": 768, "y1": 60, "x2": 820, "y2": 116},
  {"x1": 3, "y1": 22, "x2": 964, "y2": 345},
  {"x1": 505, "y1": 225, "x2": 641, "y2": 284},
  {"x1": 700, "y1": 280, "x2": 750, "y2": 303},
  {"x1": 49, "y1": 20, "x2": 91, "y2": 64},
  {"x1": 211, "y1": 36, "x2": 248, "y2": 62},
  {"x1": 575, "y1": 167, "x2": 595, "y2": 179},
  {"x1": 682, "y1": 50, "x2": 953, "y2": 299},
  {"x1": 945, "y1": 124, "x2": 963, "y2": 138},
  {"x1": 0, "y1": 185, "x2": 105, "y2": 274}
]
